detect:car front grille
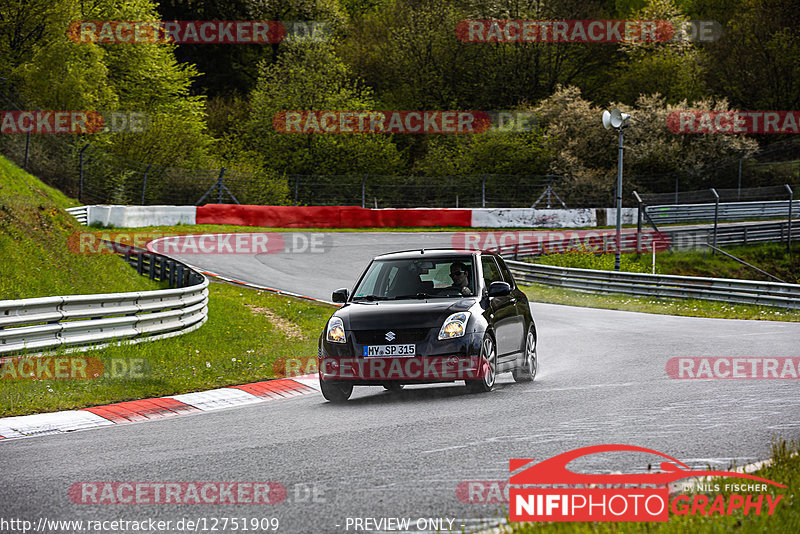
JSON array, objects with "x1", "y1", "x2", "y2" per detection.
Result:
[{"x1": 352, "y1": 328, "x2": 431, "y2": 345}]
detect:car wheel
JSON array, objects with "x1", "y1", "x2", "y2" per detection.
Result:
[
  {"x1": 466, "y1": 334, "x2": 496, "y2": 393},
  {"x1": 512, "y1": 325, "x2": 537, "y2": 383},
  {"x1": 383, "y1": 382, "x2": 405, "y2": 392},
  {"x1": 320, "y1": 379, "x2": 353, "y2": 402}
]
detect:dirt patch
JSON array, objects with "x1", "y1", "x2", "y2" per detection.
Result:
[{"x1": 245, "y1": 304, "x2": 305, "y2": 340}]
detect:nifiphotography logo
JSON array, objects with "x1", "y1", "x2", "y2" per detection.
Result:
[{"x1": 509, "y1": 444, "x2": 785, "y2": 522}]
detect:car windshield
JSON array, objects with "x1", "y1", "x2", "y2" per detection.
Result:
[{"x1": 352, "y1": 257, "x2": 476, "y2": 300}]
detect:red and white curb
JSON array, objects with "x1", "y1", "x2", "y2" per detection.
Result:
[{"x1": 0, "y1": 375, "x2": 320, "y2": 441}]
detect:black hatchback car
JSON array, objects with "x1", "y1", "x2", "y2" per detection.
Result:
[{"x1": 318, "y1": 249, "x2": 538, "y2": 401}]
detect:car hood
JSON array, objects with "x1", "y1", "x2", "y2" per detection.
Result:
[{"x1": 336, "y1": 298, "x2": 476, "y2": 330}]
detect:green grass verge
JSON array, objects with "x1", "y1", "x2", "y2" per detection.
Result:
[
  {"x1": 521, "y1": 284, "x2": 800, "y2": 322},
  {"x1": 509, "y1": 440, "x2": 800, "y2": 532},
  {"x1": 0, "y1": 156, "x2": 166, "y2": 299},
  {"x1": 0, "y1": 281, "x2": 332, "y2": 417},
  {"x1": 533, "y1": 244, "x2": 800, "y2": 284}
]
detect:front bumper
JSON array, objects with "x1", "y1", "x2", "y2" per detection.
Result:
[{"x1": 319, "y1": 331, "x2": 485, "y2": 384}]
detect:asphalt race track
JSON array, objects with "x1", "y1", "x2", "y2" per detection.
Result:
[{"x1": 2, "y1": 232, "x2": 799, "y2": 533}]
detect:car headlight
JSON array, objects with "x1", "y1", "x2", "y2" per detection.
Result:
[
  {"x1": 326, "y1": 317, "x2": 346, "y2": 343},
  {"x1": 438, "y1": 312, "x2": 471, "y2": 340}
]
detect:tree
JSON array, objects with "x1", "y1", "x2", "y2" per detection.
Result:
[{"x1": 244, "y1": 41, "x2": 404, "y2": 177}]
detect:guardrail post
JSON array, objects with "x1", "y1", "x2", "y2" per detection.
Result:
[
  {"x1": 710, "y1": 188, "x2": 719, "y2": 255},
  {"x1": 137, "y1": 253, "x2": 144, "y2": 275},
  {"x1": 786, "y1": 184, "x2": 793, "y2": 252},
  {"x1": 149, "y1": 254, "x2": 156, "y2": 280}
]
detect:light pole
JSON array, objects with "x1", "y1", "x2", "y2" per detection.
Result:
[{"x1": 602, "y1": 108, "x2": 631, "y2": 271}]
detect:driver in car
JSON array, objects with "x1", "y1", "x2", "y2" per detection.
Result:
[{"x1": 448, "y1": 262, "x2": 473, "y2": 296}]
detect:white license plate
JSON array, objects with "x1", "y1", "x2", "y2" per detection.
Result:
[{"x1": 363, "y1": 344, "x2": 416, "y2": 357}]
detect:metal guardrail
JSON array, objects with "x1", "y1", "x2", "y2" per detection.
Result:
[
  {"x1": 0, "y1": 245, "x2": 208, "y2": 356},
  {"x1": 484, "y1": 223, "x2": 800, "y2": 261},
  {"x1": 646, "y1": 200, "x2": 800, "y2": 224},
  {"x1": 663, "y1": 221, "x2": 800, "y2": 249},
  {"x1": 507, "y1": 261, "x2": 800, "y2": 310},
  {"x1": 65, "y1": 206, "x2": 88, "y2": 225}
]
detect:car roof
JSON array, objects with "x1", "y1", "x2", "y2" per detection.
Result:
[{"x1": 372, "y1": 248, "x2": 492, "y2": 261}]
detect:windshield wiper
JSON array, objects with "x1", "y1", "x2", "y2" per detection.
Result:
[
  {"x1": 391, "y1": 293, "x2": 432, "y2": 300},
  {"x1": 352, "y1": 295, "x2": 389, "y2": 301}
]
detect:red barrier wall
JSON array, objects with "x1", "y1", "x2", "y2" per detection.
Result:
[{"x1": 196, "y1": 204, "x2": 472, "y2": 228}]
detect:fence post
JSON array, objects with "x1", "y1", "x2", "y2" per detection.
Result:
[
  {"x1": 711, "y1": 188, "x2": 719, "y2": 254},
  {"x1": 294, "y1": 175, "x2": 299, "y2": 206},
  {"x1": 633, "y1": 191, "x2": 643, "y2": 255},
  {"x1": 787, "y1": 184, "x2": 794, "y2": 252},
  {"x1": 737, "y1": 158, "x2": 743, "y2": 201},
  {"x1": 216, "y1": 168, "x2": 226, "y2": 204},
  {"x1": 481, "y1": 174, "x2": 487, "y2": 208},
  {"x1": 23, "y1": 132, "x2": 30, "y2": 170},
  {"x1": 362, "y1": 175, "x2": 367, "y2": 208},
  {"x1": 674, "y1": 174, "x2": 679, "y2": 204},
  {"x1": 79, "y1": 144, "x2": 89, "y2": 204},
  {"x1": 141, "y1": 164, "x2": 151, "y2": 205}
]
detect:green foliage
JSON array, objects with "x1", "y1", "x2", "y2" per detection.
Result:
[
  {"x1": 534, "y1": 250, "x2": 654, "y2": 274},
  {"x1": 532, "y1": 86, "x2": 759, "y2": 201},
  {"x1": 413, "y1": 129, "x2": 551, "y2": 176},
  {"x1": 0, "y1": 156, "x2": 163, "y2": 299},
  {"x1": 244, "y1": 41, "x2": 404, "y2": 176},
  {"x1": 701, "y1": 0, "x2": 800, "y2": 110}
]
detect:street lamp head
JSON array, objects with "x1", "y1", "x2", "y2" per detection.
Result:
[{"x1": 602, "y1": 108, "x2": 631, "y2": 130}]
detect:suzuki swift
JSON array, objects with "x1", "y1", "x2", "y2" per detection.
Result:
[{"x1": 318, "y1": 249, "x2": 538, "y2": 402}]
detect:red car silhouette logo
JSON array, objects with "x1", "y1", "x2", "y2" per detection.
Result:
[{"x1": 510, "y1": 444, "x2": 785, "y2": 488}]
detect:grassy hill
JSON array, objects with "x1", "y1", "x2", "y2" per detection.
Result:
[{"x1": 0, "y1": 155, "x2": 164, "y2": 299}]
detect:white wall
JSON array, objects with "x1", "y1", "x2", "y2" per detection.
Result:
[
  {"x1": 88, "y1": 206, "x2": 196, "y2": 227},
  {"x1": 471, "y1": 208, "x2": 597, "y2": 228}
]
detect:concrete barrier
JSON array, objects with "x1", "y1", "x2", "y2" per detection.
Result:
[
  {"x1": 471, "y1": 208, "x2": 597, "y2": 228},
  {"x1": 87, "y1": 206, "x2": 196, "y2": 227},
  {"x1": 605, "y1": 208, "x2": 638, "y2": 226},
  {"x1": 78, "y1": 204, "x2": 640, "y2": 229}
]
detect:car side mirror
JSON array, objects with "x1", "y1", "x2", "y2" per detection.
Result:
[
  {"x1": 332, "y1": 288, "x2": 349, "y2": 303},
  {"x1": 488, "y1": 281, "x2": 511, "y2": 297}
]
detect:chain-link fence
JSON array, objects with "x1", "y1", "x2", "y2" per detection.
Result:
[{"x1": 2, "y1": 83, "x2": 799, "y2": 209}]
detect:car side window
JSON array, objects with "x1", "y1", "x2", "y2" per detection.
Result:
[
  {"x1": 497, "y1": 257, "x2": 516, "y2": 288},
  {"x1": 481, "y1": 256, "x2": 503, "y2": 288}
]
